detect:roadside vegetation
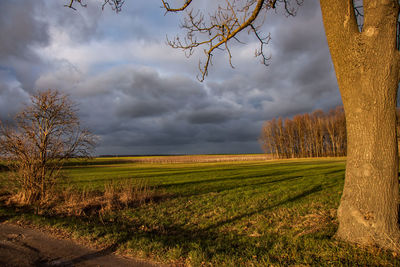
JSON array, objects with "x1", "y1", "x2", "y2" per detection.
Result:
[{"x1": 0, "y1": 156, "x2": 399, "y2": 266}]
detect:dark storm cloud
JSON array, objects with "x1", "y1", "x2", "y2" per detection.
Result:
[
  {"x1": 50, "y1": 62, "x2": 260, "y2": 155},
  {"x1": 0, "y1": 0, "x2": 50, "y2": 92},
  {"x1": 0, "y1": 1, "x2": 48, "y2": 60},
  {"x1": 0, "y1": 0, "x2": 341, "y2": 155},
  {"x1": 186, "y1": 108, "x2": 235, "y2": 124},
  {"x1": 268, "y1": 1, "x2": 338, "y2": 105},
  {"x1": 115, "y1": 68, "x2": 207, "y2": 118},
  {"x1": 65, "y1": 65, "x2": 248, "y2": 152}
]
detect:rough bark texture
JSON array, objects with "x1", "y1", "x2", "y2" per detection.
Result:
[{"x1": 320, "y1": 0, "x2": 400, "y2": 250}]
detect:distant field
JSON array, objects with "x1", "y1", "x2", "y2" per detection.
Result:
[
  {"x1": 83, "y1": 153, "x2": 273, "y2": 164},
  {"x1": 1, "y1": 156, "x2": 399, "y2": 266}
]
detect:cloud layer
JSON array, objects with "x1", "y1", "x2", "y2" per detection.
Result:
[{"x1": 0, "y1": 0, "x2": 341, "y2": 155}]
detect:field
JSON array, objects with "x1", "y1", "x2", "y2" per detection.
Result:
[{"x1": 0, "y1": 155, "x2": 399, "y2": 266}]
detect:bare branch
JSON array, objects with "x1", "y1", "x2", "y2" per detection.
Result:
[
  {"x1": 164, "y1": 0, "x2": 301, "y2": 81},
  {"x1": 162, "y1": 0, "x2": 194, "y2": 12},
  {"x1": 250, "y1": 24, "x2": 271, "y2": 65},
  {"x1": 64, "y1": 0, "x2": 86, "y2": 10},
  {"x1": 65, "y1": 0, "x2": 123, "y2": 12},
  {"x1": 102, "y1": 0, "x2": 124, "y2": 12}
]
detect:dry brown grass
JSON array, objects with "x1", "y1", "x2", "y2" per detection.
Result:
[
  {"x1": 103, "y1": 178, "x2": 153, "y2": 210},
  {"x1": 56, "y1": 178, "x2": 161, "y2": 217},
  {"x1": 4, "y1": 178, "x2": 164, "y2": 217},
  {"x1": 294, "y1": 208, "x2": 337, "y2": 237}
]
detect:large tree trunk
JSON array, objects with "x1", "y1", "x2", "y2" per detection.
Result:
[
  {"x1": 320, "y1": 0, "x2": 400, "y2": 249},
  {"x1": 337, "y1": 84, "x2": 400, "y2": 249}
]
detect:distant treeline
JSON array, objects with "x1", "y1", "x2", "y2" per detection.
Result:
[{"x1": 260, "y1": 106, "x2": 347, "y2": 158}]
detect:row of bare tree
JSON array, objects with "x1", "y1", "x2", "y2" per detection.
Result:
[{"x1": 259, "y1": 107, "x2": 347, "y2": 158}]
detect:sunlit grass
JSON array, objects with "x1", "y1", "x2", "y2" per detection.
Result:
[{"x1": 0, "y1": 156, "x2": 399, "y2": 266}]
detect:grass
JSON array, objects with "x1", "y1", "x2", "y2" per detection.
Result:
[{"x1": 0, "y1": 156, "x2": 399, "y2": 266}]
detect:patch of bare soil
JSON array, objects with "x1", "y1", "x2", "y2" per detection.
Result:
[{"x1": 0, "y1": 222, "x2": 160, "y2": 267}]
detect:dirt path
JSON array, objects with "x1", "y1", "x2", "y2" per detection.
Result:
[{"x1": 0, "y1": 222, "x2": 160, "y2": 267}]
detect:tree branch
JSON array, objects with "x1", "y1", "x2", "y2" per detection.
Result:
[
  {"x1": 165, "y1": 0, "x2": 301, "y2": 81},
  {"x1": 65, "y1": 0, "x2": 123, "y2": 12},
  {"x1": 161, "y1": 0, "x2": 194, "y2": 12}
]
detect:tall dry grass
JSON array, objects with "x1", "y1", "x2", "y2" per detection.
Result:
[
  {"x1": 5, "y1": 178, "x2": 163, "y2": 217},
  {"x1": 103, "y1": 178, "x2": 153, "y2": 210}
]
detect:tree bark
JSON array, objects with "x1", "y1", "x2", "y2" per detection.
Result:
[{"x1": 320, "y1": 0, "x2": 400, "y2": 249}]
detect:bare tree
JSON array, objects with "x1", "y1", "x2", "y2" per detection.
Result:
[
  {"x1": 293, "y1": 114, "x2": 306, "y2": 157},
  {"x1": 259, "y1": 120, "x2": 275, "y2": 156},
  {"x1": 0, "y1": 89, "x2": 96, "y2": 205},
  {"x1": 284, "y1": 118, "x2": 296, "y2": 158},
  {"x1": 325, "y1": 106, "x2": 346, "y2": 157},
  {"x1": 260, "y1": 118, "x2": 281, "y2": 158}
]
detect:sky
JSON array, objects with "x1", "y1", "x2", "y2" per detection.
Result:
[{"x1": 0, "y1": 0, "x2": 341, "y2": 155}]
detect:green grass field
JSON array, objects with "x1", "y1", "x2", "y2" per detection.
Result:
[{"x1": 0, "y1": 156, "x2": 399, "y2": 266}]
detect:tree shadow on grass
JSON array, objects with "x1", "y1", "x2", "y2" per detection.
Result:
[
  {"x1": 105, "y1": 184, "x2": 342, "y2": 265},
  {"x1": 64, "y1": 166, "x2": 251, "y2": 185},
  {"x1": 202, "y1": 185, "x2": 323, "y2": 231},
  {"x1": 159, "y1": 165, "x2": 342, "y2": 188},
  {"x1": 0, "y1": 186, "x2": 323, "y2": 263},
  {"x1": 174, "y1": 175, "x2": 305, "y2": 198},
  {"x1": 43, "y1": 186, "x2": 321, "y2": 265},
  {"x1": 0, "y1": 183, "x2": 369, "y2": 265},
  {"x1": 323, "y1": 168, "x2": 345, "y2": 177},
  {"x1": 165, "y1": 165, "x2": 345, "y2": 199},
  {"x1": 65, "y1": 163, "x2": 342, "y2": 187},
  {"x1": 98, "y1": 186, "x2": 325, "y2": 261}
]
